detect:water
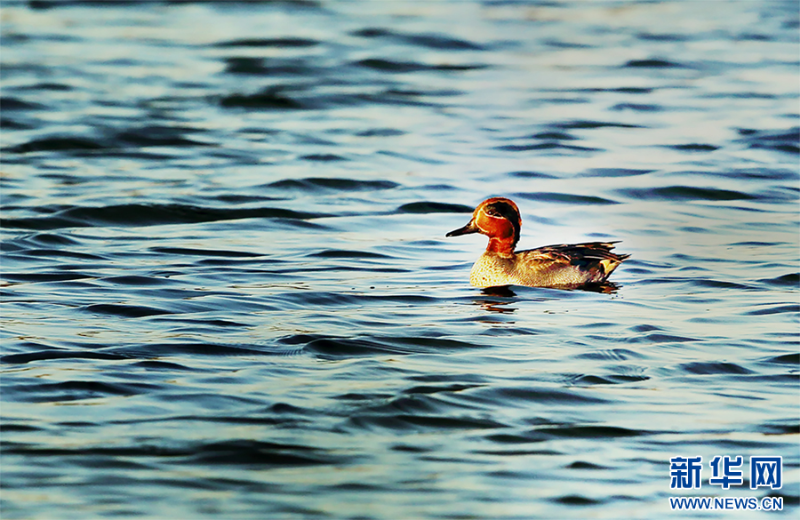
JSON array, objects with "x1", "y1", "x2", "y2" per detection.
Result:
[{"x1": 1, "y1": 1, "x2": 798, "y2": 518}]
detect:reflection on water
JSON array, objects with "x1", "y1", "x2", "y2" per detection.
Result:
[
  {"x1": 481, "y1": 286, "x2": 519, "y2": 299},
  {"x1": 475, "y1": 293, "x2": 518, "y2": 314},
  {"x1": 1, "y1": 1, "x2": 798, "y2": 519}
]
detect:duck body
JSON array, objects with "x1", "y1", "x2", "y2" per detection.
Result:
[
  {"x1": 469, "y1": 242, "x2": 627, "y2": 288},
  {"x1": 447, "y1": 197, "x2": 629, "y2": 289}
]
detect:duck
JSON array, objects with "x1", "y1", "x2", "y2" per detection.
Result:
[{"x1": 446, "y1": 197, "x2": 629, "y2": 288}]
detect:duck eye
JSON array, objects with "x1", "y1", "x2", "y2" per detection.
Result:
[{"x1": 484, "y1": 205, "x2": 503, "y2": 217}]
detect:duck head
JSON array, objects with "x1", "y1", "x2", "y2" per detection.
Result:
[{"x1": 446, "y1": 197, "x2": 521, "y2": 256}]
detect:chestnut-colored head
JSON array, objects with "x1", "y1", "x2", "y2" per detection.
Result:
[{"x1": 446, "y1": 197, "x2": 522, "y2": 255}]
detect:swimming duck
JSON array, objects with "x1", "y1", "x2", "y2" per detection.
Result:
[{"x1": 446, "y1": 197, "x2": 629, "y2": 288}]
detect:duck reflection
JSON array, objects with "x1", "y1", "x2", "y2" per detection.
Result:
[
  {"x1": 474, "y1": 286, "x2": 518, "y2": 313},
  {"x1": 474, "y1": 282, "x2": 621, "y2": 313}
]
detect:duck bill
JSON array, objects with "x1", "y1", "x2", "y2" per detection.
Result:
[{"x1": 446, "y1": 220, "x2": 478, "y2": 237}]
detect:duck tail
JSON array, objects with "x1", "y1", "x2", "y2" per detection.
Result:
[{"x1": 599, "y1": 253, "x2": 629, "y2": 277}]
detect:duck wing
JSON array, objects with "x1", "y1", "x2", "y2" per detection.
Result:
[{"x1": 516, "y1": 241, "x2": 630, "y2": 282}]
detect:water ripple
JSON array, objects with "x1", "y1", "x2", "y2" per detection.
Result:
[{"x1": 2, "y1": 203, "x2": 328, "y2": 229}]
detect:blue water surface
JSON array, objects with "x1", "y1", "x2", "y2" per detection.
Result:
[{"x1": 1, "y1": 1, "x2": 798, "y2": 519}]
